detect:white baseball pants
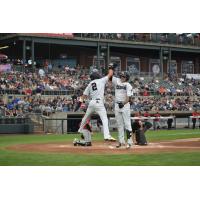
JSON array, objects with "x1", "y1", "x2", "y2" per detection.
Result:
[
  {"x1": 115, "y1": 103, "x2": 133, "y2": 145},
  {"x1": 78, "y1": 100, "x2": 111, "y2": 139}
]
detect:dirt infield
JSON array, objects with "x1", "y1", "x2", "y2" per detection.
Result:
[{"x1": 7, "y1": 138, "x2": 200, "y2": 155}]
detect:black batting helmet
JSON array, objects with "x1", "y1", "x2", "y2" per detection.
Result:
[
  {"x1": 119, "y1": 71, "x2": 130, "y2": 81},
  {"x1": 90, "y1": 72, "x2": 101, "y2": 80}
]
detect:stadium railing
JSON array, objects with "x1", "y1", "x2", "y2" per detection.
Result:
[
  {"x1": 0, "y1": 89, "x2": 75, "y2": 96},
  {"x1": 41, "y1": 111, "x2": 193, "y2": 134},
  {"x1": 74, "y1": 33, "x2": 200, "y2": 47}
]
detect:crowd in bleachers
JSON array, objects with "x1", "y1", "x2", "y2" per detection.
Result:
[
  {"x1": 0, "y1": 66, "x2": 89, "y2": 95},
  {"x1": 0, "y1": 65, "x2": 89, "y2": 117},
  {"x1": 131, "y1": 75, "x2": 200, "y2": 97},
  {"x1": 1, "y1": 66, "x2": 200, "y2": 117},
  {"x1": 104, "y1": 75, "x2": 200, "y2": 112},
  {"x1": 0, "y1": 95, "x2": 75, "y2": 117}
]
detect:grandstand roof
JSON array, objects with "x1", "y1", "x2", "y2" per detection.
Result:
[{"x1": 1, "y1": 33, "x2": 200, "y2": 53}]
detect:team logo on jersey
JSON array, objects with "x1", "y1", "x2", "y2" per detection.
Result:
[{"x1": 116, "y1": 85, "x2": 127, "y2": 90}]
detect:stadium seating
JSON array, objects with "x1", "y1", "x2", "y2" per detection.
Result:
[{"x1": 0, "y1": 66, "x2": 200, "y2": 118}]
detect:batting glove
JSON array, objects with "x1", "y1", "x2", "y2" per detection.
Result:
[{"x1": 118, "y1": 102, "x2": 124, "y2": 109}]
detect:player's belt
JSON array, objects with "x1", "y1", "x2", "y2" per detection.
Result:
[
  {"x1": 115, "y1": 101, "x2": 129, "y2": 105},
  {"x1": 91, "y1": 98, "x2": 101, "y2": 100},
  {"x1": 115, "y1": 101, "x2": 123, "y2": 104}
]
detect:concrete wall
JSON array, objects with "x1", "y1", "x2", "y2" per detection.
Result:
[
  {"x1": 44, "y1": 112, "x2": 68, "y2": 134},
  {"x1": 0, "y1": 124, "x2": 34, "y2": 134},
  {"x1": 43, "y1": 111, "x2": 194, "y2": 133}
]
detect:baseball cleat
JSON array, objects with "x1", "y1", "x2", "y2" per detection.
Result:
[
  {"x1": 73, "y1": 138, "x2": 78, "y2": 144},
  {"x1": 84, "y1": 142, "x2": 92, "y2": 146},
  {"x1": 104, "y1": 136, "x2": 116, "y2": 142},
  {"x1": 135, "y1": 142, "x2": 148, "y2": 146},
  {"x1": 73, "y1": 139, "x2": 92, "y2": 147},
  {"x1": 126, "y1": 144, "x2": 132, "y2": 149},
  {"x1": 116, "y1": 143, "x2": 125, "y2": 148},
  {"x1": 73, "y1": 138, "x2": 79, "y2": 146}
]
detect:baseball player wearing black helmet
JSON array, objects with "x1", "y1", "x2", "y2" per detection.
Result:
[
  {"x1": 77, "y1": 66, "x2": 117, "y2": 143},
  {"x1": 110, "y1": 70, "x2": 133, "y2": 149},
  {"x1": 90, "y1": 71, "x2": 102, "y2": 80},
  {"x1": 119, "y1": 71, "x2": 130, "y2": 81}
]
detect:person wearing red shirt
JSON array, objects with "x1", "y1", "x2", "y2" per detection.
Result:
[
  {"x1": 143, "y1": 110, "x2": 150, "y2": 125},
  {"x1": 143, "y1": 111, "x2": 153, "y2": 131},
  {"x1": 24, "y1": 88, "x2": 32, "y2": 96},
  {"x1": 192, "y1": 110, "x2": 199, "y2": 129},
  {"x1": 134, "y1": 111, "x2": 142, "y2": 122},
  {"x1": 143, "y1": 89, "x2": 149, "y2": 96},
  {"x1": 198, "y1": 111, "x2": 200, "y2": 129},
  {"x1": 143, "y1": 111, "x2": 150, "y2": 118},
  {"x1": 154, "y1": 112, "x2": 161, "y2": 130}
]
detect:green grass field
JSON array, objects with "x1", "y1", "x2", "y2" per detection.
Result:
[{"x1": 0, "y1": 129, "x2": 200, "y2": 166}]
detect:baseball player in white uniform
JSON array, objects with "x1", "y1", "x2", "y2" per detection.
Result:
[
  {"x1": 111, "y1": 71, "x2": 133, "y2": 148},
  {"x1": 74, "y1": 66, "x2": 116, "y2": 146}
]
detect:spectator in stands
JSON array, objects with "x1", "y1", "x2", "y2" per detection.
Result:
[
  {"x1": 38, "y1": 68, "x2": 45, "y2": 77},
  {"x1": 167, "y1": 114, "x2": 174, "y2": 130},
  {"x1": 154, "y1": 112, "x2": 161, "y2": 130},
  {"x1": 132, "y1": 86, "x2": 139, "y2": 96},
  {"x1": 159, "y1": 86, "x2": 166, "y2": 96},
  {"x1": 143, "y1": 110, "x2": 150, "y2": 118},
  {"x1": 2, "y1": 63, "x2": 200, "y2": 118},
  {"x1": 143, "y1": 88, "x2": 150, "y2": 96},
  {"x1": 192, "y1": 109, "x2": 199, "y2": 129},
  {"x1": 198, "y1": 111, "x2": 200, "y2": 129}
]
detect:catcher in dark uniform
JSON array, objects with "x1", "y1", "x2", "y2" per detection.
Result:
[{"x1": 131, "y1": 112, "x2": 152, "y2": 145}]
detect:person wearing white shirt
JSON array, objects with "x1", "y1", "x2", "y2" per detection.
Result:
[
  {"x1": 75, "y1": 66, "x2": 117, "y2": 146},
  {"x1": 111, "y1": 71, "x2": 133, "y2": 149}
]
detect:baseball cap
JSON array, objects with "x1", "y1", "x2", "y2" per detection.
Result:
[{"x1": 108, "y1": 63, "x2": 114, "y2": 67}]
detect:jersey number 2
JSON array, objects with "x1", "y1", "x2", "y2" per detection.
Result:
[{"x1": 92, "y1": 83, "x2": 97, "y2": 91}]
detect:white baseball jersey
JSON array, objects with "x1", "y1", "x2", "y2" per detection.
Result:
[
  {"x1": 112, "y1": 76, "x2": 133, "y2": 145},
  {"x1": 79, "y1": 75, "x2": 113, "y2": 140},
  {"x1": 112, "y1": 77, "x2": 133, "y2": 102},
  {"x1": 83, "y1": 76, "x2": 108, "y2": 100}
]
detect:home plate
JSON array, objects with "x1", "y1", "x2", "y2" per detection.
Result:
[
  {"x1": 108, "y1": 145, "x2": 115, "y2": 149},
  {"x1": 108, "y1": 145, "x2": 127, "y2": 149},
  {"x1": 58, "y1": 145, "x2": 68, "y2": 148}
]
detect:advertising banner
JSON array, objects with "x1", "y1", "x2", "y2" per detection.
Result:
[{"x1": 0, "y1": 64, "x2": 12, "y2": 72}]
